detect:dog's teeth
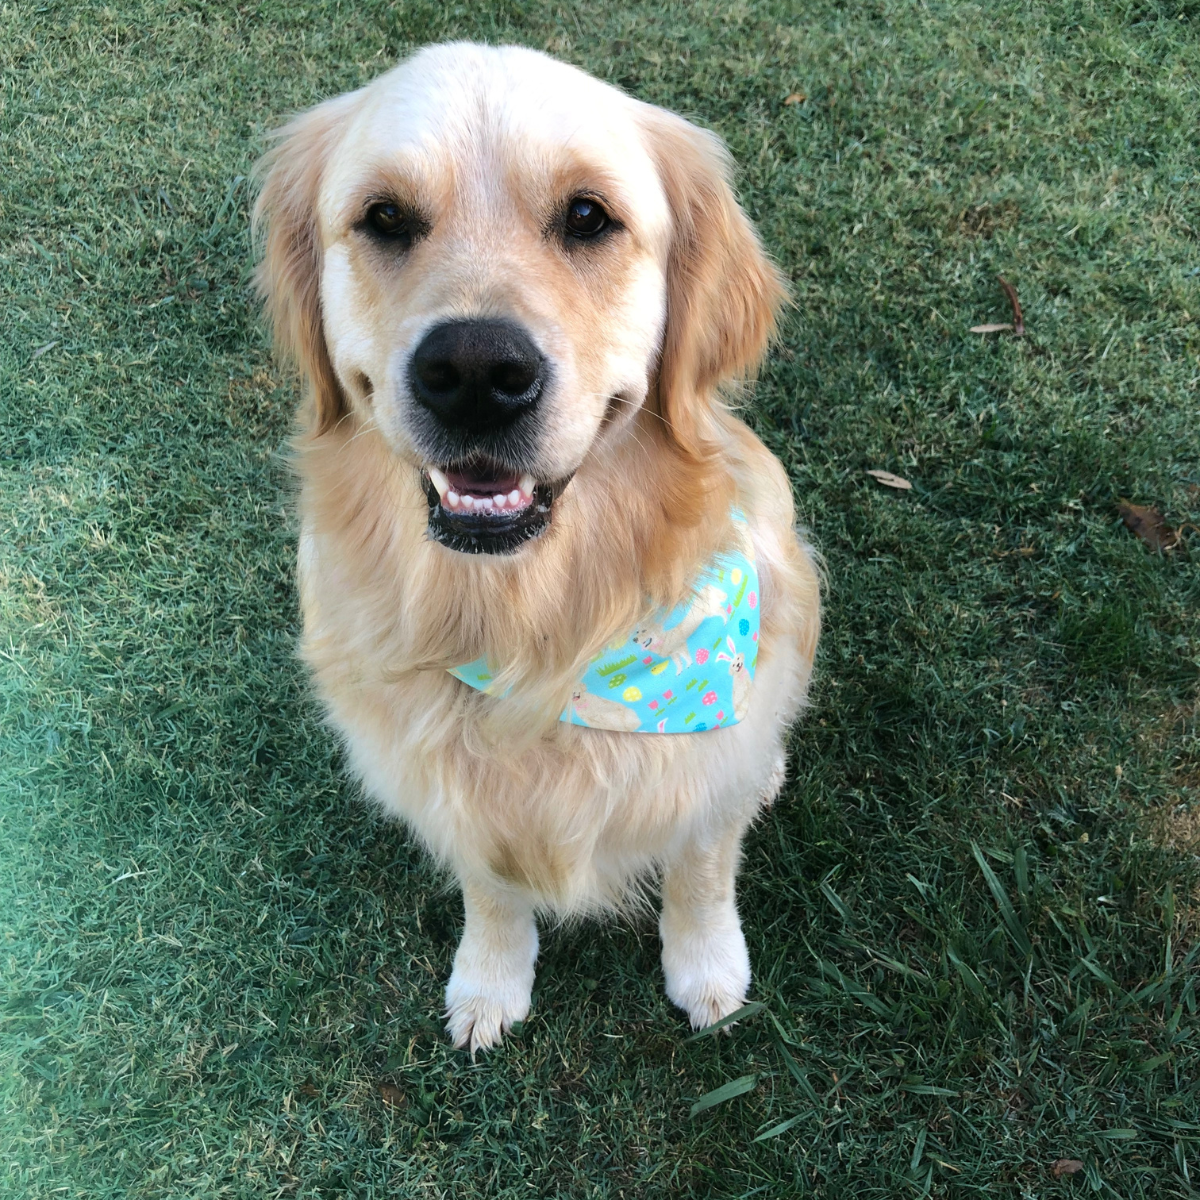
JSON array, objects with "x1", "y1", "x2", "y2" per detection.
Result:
[{"x1": 438, "y1": 477, "x2": 533, "y2": 515}]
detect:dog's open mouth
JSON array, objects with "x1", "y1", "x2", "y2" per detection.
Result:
[{"x1": 421, "y1": 461, "x2": 570, "y2": 554}]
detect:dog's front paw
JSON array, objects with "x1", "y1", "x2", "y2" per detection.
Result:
[
  {"x1": 444, "y1": 917, "x2": 537, "y2": 1054},
  {"x1": 444, "y1": 972, "x2": 532, "y2": 1053},
  {"x1": 660, "y1": 915, "x2": 751, "y2": 1030}
]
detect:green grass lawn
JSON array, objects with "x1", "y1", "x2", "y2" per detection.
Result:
[{"x1": 3, "y1": 1, "x2": 1199, "y2": 1196}]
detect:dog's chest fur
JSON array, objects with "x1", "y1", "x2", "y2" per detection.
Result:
[{"x1": 294, "y1": 432, "x2": 814, "y2": 915}]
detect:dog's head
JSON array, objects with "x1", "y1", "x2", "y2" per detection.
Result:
[{"x1": 255, "y1": 43, "x2": 785, "y2": 555}]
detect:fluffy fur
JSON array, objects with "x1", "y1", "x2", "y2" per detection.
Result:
[{"x1": 253, "y1": 42, "x2": 820, "y2": 1053}]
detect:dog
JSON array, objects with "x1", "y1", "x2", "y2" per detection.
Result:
[{"x1": 253, "y1": 42, "x2": 820, "y2": 1053}]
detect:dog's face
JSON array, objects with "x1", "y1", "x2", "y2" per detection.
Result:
[
  {"x1": 317, "y1": 46, "x2": 672, "y2": 552},
  {"x1": 256, "y1": 43, "x2": 785, "y2": 555}
]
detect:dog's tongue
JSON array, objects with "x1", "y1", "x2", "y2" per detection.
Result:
[
  {"x1": 428, "y1": 465, "x2": 537, "y2": 514},
  {"x1": 446, "y1": 466, "x2": 520, "y2": 495}
]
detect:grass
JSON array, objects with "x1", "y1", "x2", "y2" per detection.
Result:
[{"x1": 2, "y1": 0, "x2": 1199, "y2": 1196}]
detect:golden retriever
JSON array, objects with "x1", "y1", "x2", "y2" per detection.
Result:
[{"x1": 253, "y1": 42, "x2": 820, "y2": 1053}]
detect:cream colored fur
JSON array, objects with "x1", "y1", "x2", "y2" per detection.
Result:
[{"x1": 255, "y1": 43, "x2": 820, "y2": 1053}]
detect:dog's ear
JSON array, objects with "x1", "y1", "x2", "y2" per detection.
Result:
[
  {"x1": 640, "y1": 109, "x2": 789, "y2": 460},
  {"x1": 252, "y1": 94, "x2": 357, "y2": 436}
]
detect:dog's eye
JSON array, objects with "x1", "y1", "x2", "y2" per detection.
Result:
[
  {"x1": 565, "y1": 197, "x2": 609, "y2": 239},
  {"x1": 365, "y1": 202, "x2": 413, "y2": 245}
]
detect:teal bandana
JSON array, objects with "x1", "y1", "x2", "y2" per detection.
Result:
[{"x1": 449, "y1": 513, "x2": 760, "y2": 733}]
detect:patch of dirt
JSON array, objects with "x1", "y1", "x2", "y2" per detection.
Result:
[
  {"x1": 1141, "y1": 699, "x2": 1200, "y2": 940},
  {"x1": 959, "y1": 200, "x2": 1021, "y2": 238},
  {"x1": 1143, "y1": 699, "x2": 1199, "y2": 805},
  {"x1": 1156, "y1": 804, "x2": 1200, "y2": 853}
]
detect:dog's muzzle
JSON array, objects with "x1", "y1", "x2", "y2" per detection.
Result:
[{"x1": 421, "y1": 464, "x2": 572, "y2": 555}]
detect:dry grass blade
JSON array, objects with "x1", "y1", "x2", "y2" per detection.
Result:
[
  {"x1": 970, "y1": 323, "x2": 1013, "y2": 333},
  {"x1": 866, "y1": 469, "x2": 913, "y2": 490},
  {"x1": 997, "y1": 276, "x2": 1025, "y2": 335},
  {"x1": 784, "y1": 92, "x2": 806, "y2": 105}
]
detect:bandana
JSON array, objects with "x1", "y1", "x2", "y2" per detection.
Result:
[{"x1": 449, "y1": 513, "x2": 760, "y2": 733}]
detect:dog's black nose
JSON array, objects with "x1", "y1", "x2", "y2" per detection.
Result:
[{"x1": 409, "y1": 320, "x2": 545, "y2": 431}]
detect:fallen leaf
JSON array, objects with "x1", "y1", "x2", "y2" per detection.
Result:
[
  {"x1": 866, "y1": 469, "x2": 913, "y2": 491},
  {"x1": 1051, "y1": 1159, "x2": 1084, "y2": 1178},
  {"x1": 1118, "y1": 501, "x2": 1180, "y2": 552},
  {"x1": 997, "y1": 275, "x2": 1025, "y2": 335},
  {"x1": 784, "y1": 92, "x2": 806, "y2": 105},
  {"x1": 970, "y1": 323, "x2": 1013, "y2": 333},
  {"x1": 378, "y1": 1082, "x2": 406, "y2": 1108}
]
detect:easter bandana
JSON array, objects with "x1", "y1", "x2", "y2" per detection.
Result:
[{"x1": 448, "y1": 513, "x2": 760, "y2": 733}]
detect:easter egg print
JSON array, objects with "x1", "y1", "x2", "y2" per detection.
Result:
[{"x1": 739, "y1": 618, "x2": 749, "y2": 636}]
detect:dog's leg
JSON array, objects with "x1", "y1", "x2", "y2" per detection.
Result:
[
  {"x1": 659, "y1": 823, "x2": 751, "y2": 1029},
  {"x1": 444, "y1": 880, "x2": 538, "y2": 1054}
]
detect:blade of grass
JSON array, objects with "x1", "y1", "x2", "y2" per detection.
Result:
[
  {"x1": 690, "y1": 1074, "x2": 758, "y2": 1118},
  {"x1": 754, "y1": 1113, "x2": 805, "y2": 1143},
  {"x1": 684, "y1": 1001, "x2": 764, "y2": 1041},
  {"x1": 774, "y1": 1037, "x2": 820, "y2": 1105},
  {"x1": 971, "y1": 842, "x2": 1033, "y2": 960}
]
